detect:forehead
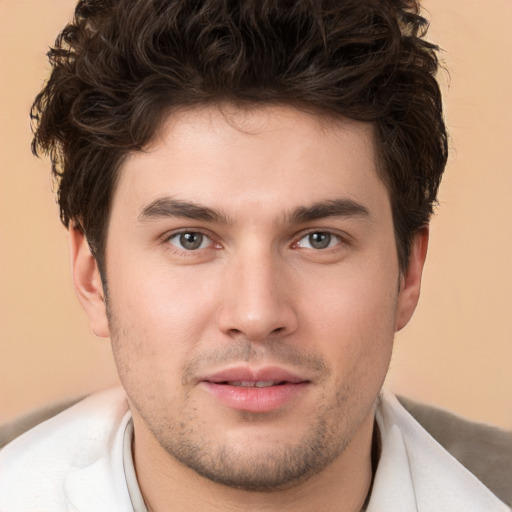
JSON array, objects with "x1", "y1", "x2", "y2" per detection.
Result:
[{"x1": 111, "y1": 104, "x2": 388, "y2": 221}]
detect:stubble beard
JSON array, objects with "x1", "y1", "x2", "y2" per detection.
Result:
[
  {"x1": 107, "y1": 302, "x2": 377, "y2": 492},
  {"x1": 136, "y1": 382, "x2": 365, "y2": 492}
]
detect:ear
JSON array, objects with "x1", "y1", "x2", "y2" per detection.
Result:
[
  {"x1": 395, "y1": 227, "x2": 429, "y2": 332},
  {"x1": 69, "y1": 226, "x2": 110, "y2": 338}
]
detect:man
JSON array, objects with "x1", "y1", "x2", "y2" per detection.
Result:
[{"x1": 0, "y1": 0, "x2": 510, "y2": 510}]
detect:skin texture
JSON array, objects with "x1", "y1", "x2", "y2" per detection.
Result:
[{"x1": 71, "y1": 105, "x2": 428, "y2": 512}]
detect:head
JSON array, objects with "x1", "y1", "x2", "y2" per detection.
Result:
[
  {"x1": 33, "y1": 0, "x2": 447, "y2": 275},
  {"x1": 32, "y1": 0, "x2": 447, "y2": 496}
]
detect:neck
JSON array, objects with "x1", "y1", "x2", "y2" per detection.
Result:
[{"x1": 133, "y1": 411, "x2": 375, "y2": 512}]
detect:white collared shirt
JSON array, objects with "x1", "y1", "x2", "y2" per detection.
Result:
[{"x1": 0, "y1": 387, "x2": 509, "y2": 511}]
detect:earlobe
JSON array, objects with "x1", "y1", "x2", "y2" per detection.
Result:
[
  {"x1": 395, "y1": 227, "x2": 429, "y2": 332},
  {"x1": 69, "y1": 226, "x2": 110, "y2": 338}
]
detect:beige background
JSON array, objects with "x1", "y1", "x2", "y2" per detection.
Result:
[{"x1": 0, "y1": 0, "x2": 511, "y2": 428}]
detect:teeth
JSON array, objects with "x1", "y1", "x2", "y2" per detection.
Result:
[
  {"x1": 228, "y1": 380, "x2": 278, "y2": 388},
  {"x1": 254, "y1": 381, "x2": 276, "y2": 388}
]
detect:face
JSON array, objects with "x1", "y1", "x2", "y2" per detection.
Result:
[{"x1": 74, "y1": 104, "x2": 425, "y2": 491}]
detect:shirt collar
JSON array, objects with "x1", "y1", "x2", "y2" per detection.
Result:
[{"x1": 123, "y1": 418, "x2": 149, "y2": 512}]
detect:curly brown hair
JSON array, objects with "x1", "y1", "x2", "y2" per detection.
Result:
[{"x1": 32, "y1": 0, "x2": 448, "y2": 273}]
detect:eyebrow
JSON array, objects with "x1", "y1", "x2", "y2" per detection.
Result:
[
  {"x1": 288, "y1": 199, "x2": 371, "y2": 224},
  {"x1": 139, "y1": 197, "x2": 229, "y2": 224},
  {"x1": 138, "y1": 196, "x2": 370, "y2": 225}
]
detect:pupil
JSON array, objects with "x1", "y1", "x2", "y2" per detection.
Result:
[
  {"x1": 309, "y1": 232, "x2": 331, "y2": 249},
  {"x1": 180, "y1": 232, "x2": 202, "y2": 250}
]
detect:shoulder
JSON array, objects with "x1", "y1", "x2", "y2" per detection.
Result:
[
  {"x1": 0, "y1": 388, "x2": 130, "y2": 512},
  {"x1": 398, "y1": 395, "x2": 512, "y2": 507}
]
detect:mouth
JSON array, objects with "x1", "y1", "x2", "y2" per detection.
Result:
[
  {"x1": 214, "y1": 380, "x2": 290, "y2": 388},
  {"x1": 199, "y1": 367, "x2": 311, "y2": 412}
]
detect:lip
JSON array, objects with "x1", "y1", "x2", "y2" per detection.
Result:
[
  {"x1": 202, "y1": 365, "x2": 308, "y2": 384},
  {"x1": 199, "y1": 366, "x2": 311, "y2": 413}
]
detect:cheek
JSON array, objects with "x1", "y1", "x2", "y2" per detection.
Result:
[
  {"x1": 300, "y1": 262, "x2": 397, "y2": 378},
  {"x1": 106, "y1": 260, "x2": 220, "y2": 380},
  {"x1": 110, "y1": 258, "x2": 216, "y2": 327},
  {"x1": 304, "y1": 263, "x2": 398, "y2": 336}
]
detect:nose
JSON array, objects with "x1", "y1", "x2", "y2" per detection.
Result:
[{"x1": 217, "y1": 249, "x2": 299, "y2": 341}]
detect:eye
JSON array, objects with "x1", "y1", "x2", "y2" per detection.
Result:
[
  {"x1": 167, "y1": 232, "x2": 212, "y2": 251},
  {"x1": 295, "y1": 232, "x2": 342, "y2": 250}
]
